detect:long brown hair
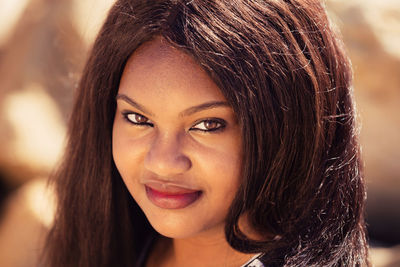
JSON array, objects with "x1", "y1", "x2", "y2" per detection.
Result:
[{"x1": 43, "y1": 0, "x2": 369, "y2": 266}]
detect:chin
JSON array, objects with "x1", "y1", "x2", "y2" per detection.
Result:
[
  {"x1": 144, "y1": 210, "x2": 206, "y2": 239},
  {"x1": 152, "y1": 225, "x2": 197, "y2": 239},
  {"x1": 134, "y1": 191, "x2": 226, "y2": 239}
]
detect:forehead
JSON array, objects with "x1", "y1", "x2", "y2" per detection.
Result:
[{"x1": 118, "y1": 37, "x2": 226, "y2": 105}]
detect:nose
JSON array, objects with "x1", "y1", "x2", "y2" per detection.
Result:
[{"x1": 144, "y1": 131, "x2": 192, "y2": 177}]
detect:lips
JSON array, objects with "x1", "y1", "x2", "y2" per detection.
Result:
[{"x1": 144, "y1": 181, "x2": 202, "y2": 209}]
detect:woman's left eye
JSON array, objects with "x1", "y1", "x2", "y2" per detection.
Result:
[{"x1": 190, "y1": 119, "x2": 226, "y2": 132}]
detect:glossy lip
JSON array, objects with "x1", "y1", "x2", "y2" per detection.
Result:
[{"x1": 144, "y1": 180, "x2": 203, "y2": 209}]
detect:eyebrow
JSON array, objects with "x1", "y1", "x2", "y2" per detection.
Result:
[
  {"x1": 116, "y1": 94, "x2": 154, "y2": 116},
  {"x1": 116, "y1": 94, "x2": 230, "y2": 117}
]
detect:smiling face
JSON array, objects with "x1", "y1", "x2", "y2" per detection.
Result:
[{"x1": 112, "y1": 38, "x2": 243, "y2": 239}]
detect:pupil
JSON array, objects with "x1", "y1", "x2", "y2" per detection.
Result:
[
  {"x1": 205, "y1": 121, "x2": 217, "y2": 129},
  {"x1": 136, "y1": 114, "x2": 146, "y2": 123}
]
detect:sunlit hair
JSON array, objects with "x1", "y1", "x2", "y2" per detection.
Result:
[{"x1": 43, "y1": 0, "x2": 369, "y2": 266}]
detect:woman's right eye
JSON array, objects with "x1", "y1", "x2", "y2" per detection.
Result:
[{"x1": 122, "y1": 112, "x2": 153, "y2": 127}]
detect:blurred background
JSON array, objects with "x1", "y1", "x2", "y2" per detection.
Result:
[{"x1": 0, "y1": 0, "x2": 399, "y2": 266}]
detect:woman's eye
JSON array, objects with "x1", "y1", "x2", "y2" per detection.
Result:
[
  {"x1": 191, "y1": 119, "x2": 226, "y2": 132},
  {"x1": 123, "y1": 112, "x2": 153, "y2": 126}
]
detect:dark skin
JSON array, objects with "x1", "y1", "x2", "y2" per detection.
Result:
[{"x1": 113, "y1": 37, "x2": 261, "y2": 267}]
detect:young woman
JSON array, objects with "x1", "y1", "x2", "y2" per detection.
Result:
[{"x1": 43, "y1": 0, "x2": 370, "y2": 266}]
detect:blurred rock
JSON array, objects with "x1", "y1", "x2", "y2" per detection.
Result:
[
  {"x1": 71, "y1": 0, "x2": 116, "y2": 46},
  {"x1": 370, "y1": 245, "x2": 400, "y2": 267},
  {"x1": 0, "y1": 178, "x2": 55, "y2": 267},
  {"x1": 0, "y1": 0, "x2": 86, "y2": 186},
  {"x1": 0, "y1": 0, "x2": 30, "y2": 47},
  {"x1": 326, "y1": 0, "x2": 400, "y2": 244},
  {"x1": 1, "y1": 83, "x2": 66, "y2": 172},
  {"x1": 0, "y1": 4, "x2": 115, "y2": 265}
]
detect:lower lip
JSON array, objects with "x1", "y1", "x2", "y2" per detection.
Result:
[{"x1": 145, "y1": 186, "x2": 202, "y2": 209}]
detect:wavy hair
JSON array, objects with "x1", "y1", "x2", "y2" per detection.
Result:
[{"x1": 43, "y1": 0, "x2": 369, "y2": 266}]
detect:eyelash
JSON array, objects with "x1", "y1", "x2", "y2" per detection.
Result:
[
  {"x1": 122, "y1": 112, "x2": 154, "y2": 127},
  {"x1": 121, "y1": 112, "x2": 226, "y2": 133}
]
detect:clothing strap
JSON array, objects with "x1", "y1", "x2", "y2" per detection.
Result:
[{"x1": 240, "y1": 253, "x2": 265, "y2": 267}]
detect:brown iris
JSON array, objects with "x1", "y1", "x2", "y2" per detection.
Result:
[
  {"x1": 203, "y1": 120, "x2": 219, "y2": 130},
  {"x1": 134, "y1": 114, "x2": 148, "y2": 123}
]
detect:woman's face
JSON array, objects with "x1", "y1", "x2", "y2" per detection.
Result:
[{"x1": 112, "y1": 38, "x2": 243, "y2": 239}]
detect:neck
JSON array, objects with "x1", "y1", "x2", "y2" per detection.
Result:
[
  {"x1": 173, "y1": 238, "x2": 255, "y2": 267},
  {"x1": 154, "y1": 228, "x2": 259, "y2": 267},
  {"x1": 147, "y1": 216, "x2": 266, "y2": 267}
]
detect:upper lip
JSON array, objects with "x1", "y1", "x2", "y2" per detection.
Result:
[{"x1": 141, "y1": 177, "x2": 201, "y2": 194}]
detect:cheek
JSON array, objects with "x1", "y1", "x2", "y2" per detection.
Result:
[
  {"x1": 195, "y1": 135, "x2": 243, "y2": 202},
  {"x1": 190, "y1": 147, "x2": 242, "y2": 229},
  {"x1": 212, "y1": 152, "x2": 242, "y2": 200},
  {"x1": 112, "y1": 119, "x2": 147, "y2": 182}
]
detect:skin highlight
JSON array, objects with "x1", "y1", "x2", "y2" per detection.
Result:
[{"x1": 113, "y1": 38, "x2": 255, "y2": 266}]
